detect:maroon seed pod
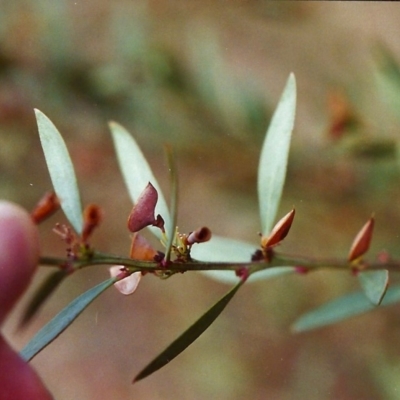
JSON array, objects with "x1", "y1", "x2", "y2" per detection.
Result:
[
  {"x1": 128, "y1": 182, "x2": 159, "y2": 233},
  {"x1": 186, "y1": 227, "x2": 212, "y2": 245}
]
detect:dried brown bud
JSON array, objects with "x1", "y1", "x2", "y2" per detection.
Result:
[
  {"x1": 348, "y1": 216, "x2": 374, "y2": 263},
  {"x1": 261, "y1": 208, "x2": 295, "y2": 249},
  {"x1": 81, "y1": 204, "x2": 102, "y2": 242},
  {"x1": 30, "y1": 191, "x2": 60, "y2": 224},
  {"x1": 127, "y1": 182, "x2": 159, "y2": 233},
  {"x1": 187, "y1": 227, "x2": 212, "y2": 245}
]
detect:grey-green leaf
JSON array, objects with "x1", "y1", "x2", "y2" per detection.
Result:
[
  {"x1": 21, "y1": 278, "x2": 115, "y2": 362},
  {"x1": 133, "y1": 280, "x2": 244, "y2": 383},
  {"x1": 258, "y1": 73, "x2": 296, "y2": 236},
  {"x1": 358, "y1": 269, "x2": 389, "y2": 305},
  {"x1": 35, "y1": 109, "x2": 83, "y2": 234},
  {"x1": 109, "y1": 122, "x2": 171, "y2": 239},
  {"x1": 191, "y1": 235, "x2": 294, "y2": 284},
  {"x1": 20, "y1": 269, "x2": 68, "y2": 328},
  {"x1": 191, "y1": 235, "x2": 256, "y2": 263},
  {"x1": 292, "y1": 284, "x2": 400, "y2": 333}
]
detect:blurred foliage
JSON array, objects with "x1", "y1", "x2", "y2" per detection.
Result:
[
  {"x1": 0, "y1": 0, "x2": 270, "y2": 153},
  {"x1": 3, "y1": 1, "x2": 400, "y2": 399}
]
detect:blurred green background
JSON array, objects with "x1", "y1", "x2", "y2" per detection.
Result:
[{"x1": 3, "y1": 1, "x2": 400, "y2": 399}]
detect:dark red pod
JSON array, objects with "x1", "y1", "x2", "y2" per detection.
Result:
[{"x1": 128, "y1": 182, "x2": 160, "y2": 233}]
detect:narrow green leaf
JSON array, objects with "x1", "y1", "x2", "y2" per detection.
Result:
[
  {"x1": 292, "y1": 284, "x2": 400, "y2": 333},
  {"x1": 21, "y1": 278, "x2": 115, "y2": 362},
  {"x1": 35, "y1": 109, "x2": 83, "y2": 234},
  {"x1": 358, "y1": 269, "x2": 389, "y2": 305},
  {"x1": 258, "y1": 73, "x2": 296, "y2": 235},
  {"x1": 109, "y1": 122, "x2": 171, "y2": 239},
  {"x1": 20, "y1": 269, "x2": 68, "y2": 328},
  {"x1": 133, "y1": 280, "x2": 244, "y2": 383},
  {"x1": 163, "y1": 144, "x2": 178, "y2": 262}
]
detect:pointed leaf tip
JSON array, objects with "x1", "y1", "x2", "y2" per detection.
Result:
[
  {"x1": 258, "y1": 73, "x2": 297, "y2": 235},
  {"x1": 133, "y1": 280, "x2": 244, "y2": 383},
  {"x1": 21, "y1": 278, "x2": 115, "y2": 361},
  {"x1": 35, "y1": 109, "x2": 83, "y2": 234}
]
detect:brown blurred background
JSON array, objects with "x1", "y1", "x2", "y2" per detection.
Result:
[{"x1": 3, "y1": 1, "x2": 400, "y2": 399}]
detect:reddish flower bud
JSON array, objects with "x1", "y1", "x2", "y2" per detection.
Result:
[
  {"x1": 81, "y1": 204, "x2": 103, "y2": 242},
  {"x1": 186, "y1": 227, "x2": 212, "y2": 245},
  {"x1": 128, "y1": 182, "x2": 159, "y2": 233},
  {"x1": 30, "y1": 191, "x2": 60, "y2": 224},
  {"x1": 261, "y1": 208, "x2": 295, "y2": 249},
  {"x1": 109, "y1": 266, "x2": 141, "y2": 295},
  {"x1": 129, "y1": 233, "x2": 158, "y2": 261},
  {"x1": 348, "y1": 216, "x2": 374, "y2": 262}
]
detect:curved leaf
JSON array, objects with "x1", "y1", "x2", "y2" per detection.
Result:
[
  {"x1": 358, "y1": 269, "x2": 389, "y2": 305},
  {"x1": 258, "y1": 73, "x2": 296, "y2": 235},
  {"x1": 133, "y1": 280, "x2": 244, "y2": 383},
  {"x1": 21, "y1": 278, "x2": 115, "y2": 362},
  {"x1": 109, "y1": 122, "x2": 171, "y2": 239},
  {"x1": 35, "y1": 109, "x2": 83, "y2": 234},
  {"x1": 292, "y1": 284, "x2": 400, "y2": 333},
  {"x1": 20, "y1": 269, "x2": 68, "y2": 328}
]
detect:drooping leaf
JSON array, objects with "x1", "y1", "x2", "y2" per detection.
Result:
[
  {"x1": 292, "y1": 284, "x2": 400, "y2": 333},
  {"x1": 191, "y1": 235, "x2": 294, "y2": 284},
  {"x1": 358, "y1": 269, "x2": 389, "y2": 305},
  {"x1": 20, "y1": 269, "x2": 68, "y2": 328},
  {"x1": 258, "y1": 73, "x2": 296, "y2": 236},
  {"x1": 133, "y1": 280, "x2": 244, "y2": 383},
  {"x1": 35, "y1": 109, "x2": 83, "y2": 234},
  {"x1": 109, "y1": 122, "x2": 171, "y2": 239},
  {"x1": 21, "y1": 278, "x2": 115, "y2": 362}
]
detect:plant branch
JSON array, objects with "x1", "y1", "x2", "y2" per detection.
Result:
[{"x1": 38, "y1": 251, "x2": 400, "y2": 274}]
